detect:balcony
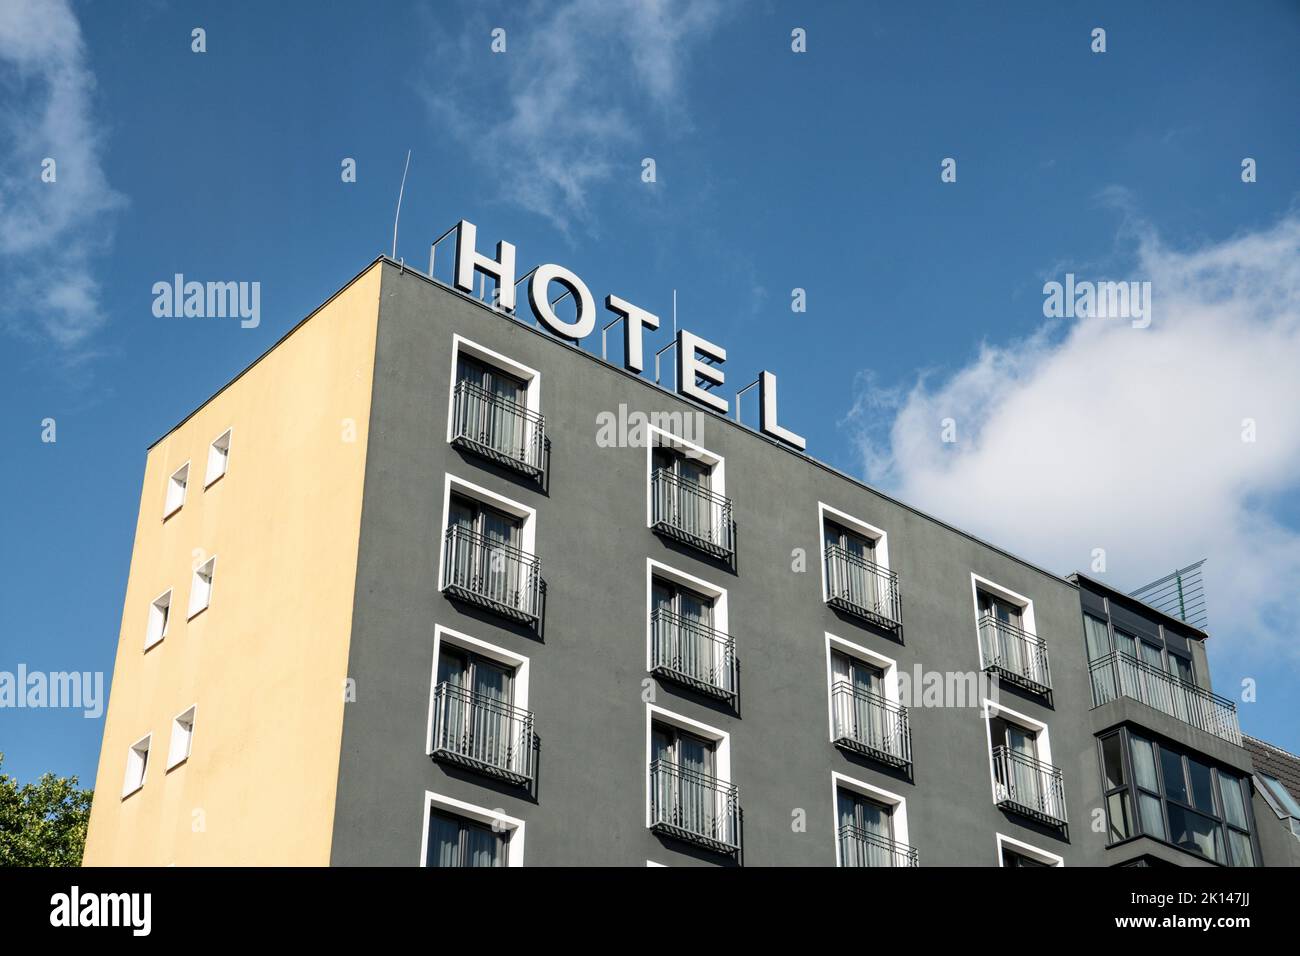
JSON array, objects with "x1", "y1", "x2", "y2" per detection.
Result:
[
  {"x1": 441, "y1": 526, "x2": 542, "y2": 627},
  {"x1": 823, "y1": 546, "x2": 902, "y2": 633},
  {"x1": 1089, "y1": 651, "x2": 1242, "y2": 745},
  {"x1": 992, "y1": 745, "x2": 1068, "y2": 828},
  {"x1": 650, "y1": 469, "x2": 735, "y2": 561},
  {"x1": 978, "y1": 614, "x2": 1052, "y2": 696},
  {"x1": 830, "y1": 681, "x2": 911, "y2": 770},
  {"x1": 430, "y1": 682, "x2": 535, "y2": 786},
  {"x1": 650, "y1": 607, "x2": 738, "y2": 704},
  {"x1": 837, "y1": 824, "x2": 918, "y2": 867},
  {"x1": 450, "y1": 379, "x2": 545, "y2": 480},
  {"x1": 649, "y1": 759, "x2": 740, "y2": 854}
]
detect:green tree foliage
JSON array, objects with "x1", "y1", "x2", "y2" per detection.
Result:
[{"x1": 0, "y1": 753, "x2": 93, "y2": 866}]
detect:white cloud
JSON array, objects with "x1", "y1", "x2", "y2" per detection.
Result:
[
  {"x1": 0, "y1": 0, "x2": 122, "y2": 346},
  {"x1": 423, "y1": 0, "x2": 728, "y2": 233},
  {"x1": 846, "y1": 215, "x2": 1300, "y2": 668}
]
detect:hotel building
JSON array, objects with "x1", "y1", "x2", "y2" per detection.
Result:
[{"x1": 83, "y1": 248, "x2": 1290, "y2": 866}]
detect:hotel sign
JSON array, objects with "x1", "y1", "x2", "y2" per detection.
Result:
[{"x1": 447, "y1": 220, "x2": 806, "y2": 451}]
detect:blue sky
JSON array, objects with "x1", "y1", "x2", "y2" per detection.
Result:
[{"x1": 2, "y1": 0, "x2": 1298, "y2": 787}]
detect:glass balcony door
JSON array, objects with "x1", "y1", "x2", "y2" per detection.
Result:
[
  {"x1": 651, "y1": 724, "x2": 719, "y2": 839},
  {"x1": 652, "y1": 579, "x2": 720, "y2": 687},
  {"x1": 837, "y1": 789, "x2": 895, "y2": 867},
  {"x1": 448, "y1": 494, "x2": 522, "y2": 607},
  {"x1": 436, "y1": 646, "x2": 515, "y2": 771},
  {"x1": 653, "y1": 445, "x2": 715, "y2": 544},
  {"x1": 426, "y1": 809, "x2": 506, "y2": 867},
  {"x1": 831, "y1": 651, "x2": 888, "y2": 755},
  {"x1": 456, "y1": 355, "x2": 528, "y2": 460},
  {"x1": 824, "y1": 521, "x2": 881, "y2": 613}
]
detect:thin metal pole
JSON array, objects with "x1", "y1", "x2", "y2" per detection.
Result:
[{"x1": 391, "y1": 149, "x2": 411, "y2": 259}]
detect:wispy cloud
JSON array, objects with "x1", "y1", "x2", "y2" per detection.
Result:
[
  {"x1": 422, "y1": 0, "x2": 728, "y2": 234},
  {"x1": 0, "y1": 0, "x2": 123, "y2": 347},
  {"x1": 844, "y1": 214, "x2": 1300, "y2": 669}
]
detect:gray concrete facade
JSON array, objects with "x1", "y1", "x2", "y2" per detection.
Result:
[{"x1": 328, "y1": 259, "x2": 1262, "y2": 867}]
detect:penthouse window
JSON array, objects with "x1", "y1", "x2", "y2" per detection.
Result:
[
  {"x1": 647, "y1": 707, "x2": 739, "y2": 855},
  {"x1": 647, "y1": 560, "x2": 736, "y2": 704},
  {"x1": 972, "y1": 575, "x2": 1051, "y2": 696},
  {"x1": 439, "y1": 477, "x2": 540, "y2": 627},
  {"x1": 819, "y1": 504, "x2": 901, "y2": 634},
  {"x1": 648, "y1": 429, "x2": 734, "y2": 562},
  {"x1": 428, "y1": 627, "x2": 534, "y2": 786},
  {"x1": 833, "y1": 773, "x2": 915, "y2": 867},
  {"x1": 1097, "y1": 729, "x2": 1258, "y2": 866},
  {"x1": 420, "y1": 793, "x2": 524, "y2": 868},
  {"x1": 447, "y1": 336, "x2": 544, "y2": 481}
]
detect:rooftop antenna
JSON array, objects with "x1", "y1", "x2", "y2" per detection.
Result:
[{"x1": 391, "y1": 149, "x2": 412, "y2": 259}]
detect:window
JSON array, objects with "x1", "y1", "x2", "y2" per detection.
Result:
[
  {"x1": 447, "y1": 336, "x2": 544, "y2": 479},
  {"x1": 647, "y1": 428, "x2": 732, "y2": 559},
  {"x1": 819, "y1": 504, "x2": 898, "y2": 629},
  {"x1": 145, "y1": 589, "x2": 172, "y2": 650},
  {"x1": 122, "y1": 734, "x2": 151, "y2": 797},
  {"x1": 439, "y1": 476, "x2": 540, "y2": 624},
  {"x1": 188, "y1": 557, "x2": 215, "y2": 618},
  {"x1": 419, "y1": 791, "x2": 524, "y2": 867},
  {"x1": 1098, "y1": 728, "x2": 1258, "y2": 865},
  {"x1": 164, "y1": 463, "x2": 189, "y2": 518},
  {"x1": 425, "y1": 809, "x2": 509, "y2": 867},
  {"x1": 167, "y1": 706, "x2": 196, "y2": 769},
  {"x1": 985, "y1": 701, "x2": 1065, "y2": 826},
  {"x1": 645, "y1": 706, "x2": 738, "y2": 852},
  {"x1": 825, "y1": 634, "x2": 909, "y2": 767},
  {"x1": 1259, "y1": 773, "x2": 1300, "y2": 818},
  {"x1": 996, "y1": 834, "x2": 1064, "y2": 867},
  {"x1": 972, "y1": 575, "x2": 1049, "y2": 692},
  {"x1": 650, "y1": 575, "x2": 733, "y2": 698},
  {"x1": 832, "y1": 772, "x2": 913, "y2": 866},
  {"x1": 204, "y1": 429, "x2": 231, "y2": 486}
]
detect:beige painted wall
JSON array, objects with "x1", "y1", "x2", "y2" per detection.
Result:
[{"x1": 82, "y1": 262, "x2": 381, "y2": 865}]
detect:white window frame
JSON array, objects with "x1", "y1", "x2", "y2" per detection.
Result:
[
  {"x1": 144, "y1": 588, "x2": 173, "y2": 651},
  {"x1": 823, "y1": 632, "x2": 900, "y2": 743},
  {"x1": 163, "y1": 462, "x2": 190, "y2": 519},
  {"x1": 444, "y1": 334, "x2": 542, "y2": 446},
  {"x1": 643, "y1": 704, "x2": 731, "y2": 829},
  {"x1": 644, "y1": 558, "x2": 729, "y2": 674},
  {"x1": 188, "y1": 556, "x2": 216, "y2": 620},
  {"x1": 644, "y1": 424, "x2": 725, "y2": 531},
  {"x1": 982, "y1": 697, "x2": 1053, "y2": 804},
  {"x1": 817, "y1": 501, "x2": 891, "y2": 603},
  {"x1": 167, "y1": 705, "x2": 197, "y2": 770},
  {"x1": 830, "y1": 771, "x2": 909, "y2": 867},
  {"x1": 418, "y1": 790, "x2": 525, "y2": 867},
  {"x1": 437, "y1": 475, "x2": 537, "y2": 592},
  {"x1": 995, "y1": 832, "x2": 1064, "y2": 867},
  {"x1": 969, "y1": 572, "x2": 1038, "y2": 668},
  {"x1": 122, "y1": 733, "x2": 151, "y2": 798},
  {"x1": 426, "y1": 624, "x2": 530, "y2": 755},
  {"x1": 204, "y1": 428, "x2": 232, "y2": 487}
]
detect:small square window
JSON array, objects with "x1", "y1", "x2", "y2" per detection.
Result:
[
  {"x1": 123, "y1": 734, "x2": 151, "y2": 797},
  {"x1": 188, "y1": 558, "x2": 216, "y2": 619},
  {"x1": 205, "y1": 429, "x2": 231, "y2": 487},
  {"x1": 164, "y1": 463, "x2": 189, "y2": 518},
  {"x1": 167, "y1": 706, "x2": 196, "y2": 769},
  {"x1": 145, "y1": 590, "x2": 172, "y2": 650}
]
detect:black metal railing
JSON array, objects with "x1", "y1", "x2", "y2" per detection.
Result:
[
  {"x1": 837, "y1": 824, "x2": 918, "y2": 867},
  {"x1": 992, "y1": 745, "x2": 1067, "y2": 827},
  {"x1": 650, "y1": 607, "x2": 738, "y2": 703},
  {"x1": 430, "y1": 682, "x2": 535, "y2": 786},
  {"x1": 650, "y1": 469, "x2": 735, "y2": 560},
  {"x1": 830, "y1": 681, "x2": 911, "y2": 770},
  {"x1": 823, "y1": 545, "x2": 902, "y2": 631},
  {"x1": 1088, "y1": 651, "x2": 1241, "y2": 745},
  {"x1": 441, "y1": 526, "x2": 542, "y2": 626},
  {"x1": 978, "y1": 614, "x2": 1052, "y2": 695},
  {"x1": 451, "y1": 380, "x2": 545, "y2": 480},
  {"x1": 649, "y1": 759, "x2": 740, "y2": 854}
]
